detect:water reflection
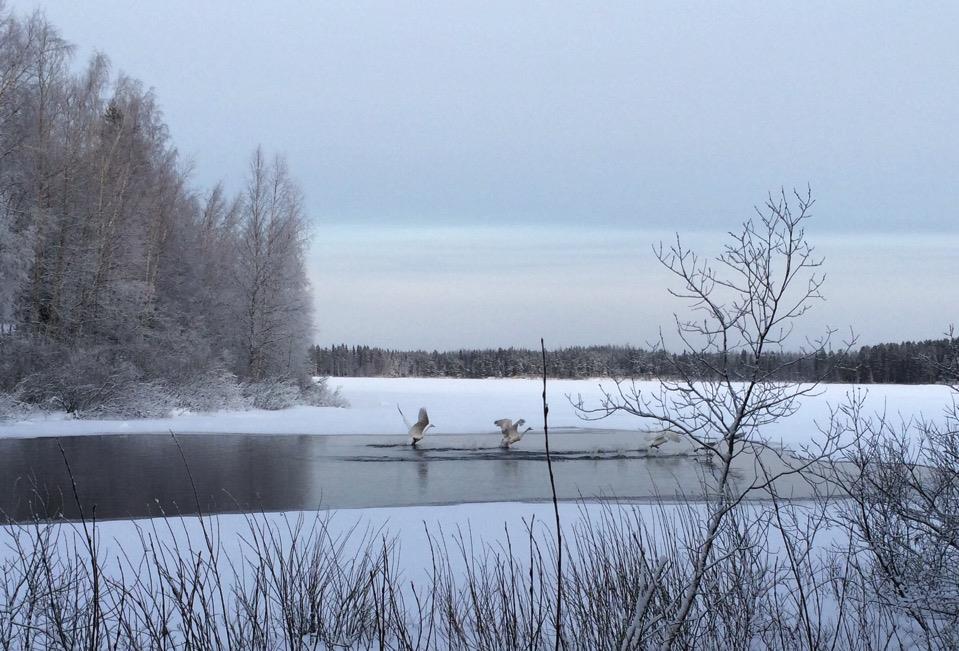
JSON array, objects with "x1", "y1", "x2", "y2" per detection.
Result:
[{"x1": 0, "y1": 430, "x2": 818, "y2": 523}]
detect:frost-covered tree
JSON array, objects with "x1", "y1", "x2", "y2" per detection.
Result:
[
  {"x1": 0, "y1": 5, "x2": 322, "y2": 413},
  {"x1": 234, "y1": 148, "x2": 313, "y2": 382}
]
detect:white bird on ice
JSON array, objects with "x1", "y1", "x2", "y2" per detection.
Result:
[
  {"x1": 398, "y1": 405, "x2": 434, "y2": 447},
  {"x1": 495, "y1": 418, "x2": 533, "y2": 448}
]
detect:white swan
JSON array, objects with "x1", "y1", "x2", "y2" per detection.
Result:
[
  {"x1": 495, "y1": 418, "x2": 532, "y2": 448},
  {"x1": 398, "y1": 405, "x2": 434, "y2": 447},
  {"x1": 647, "y1": 430, "x2": 682, "y2": 452}
]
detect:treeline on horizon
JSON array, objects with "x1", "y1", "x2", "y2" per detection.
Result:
[
  {"x1": 0, "y1": 7, "x2": 337, "y2": 416},
  {"x1": 311, "y1": 337, "x2": 959, "y2": 385}
]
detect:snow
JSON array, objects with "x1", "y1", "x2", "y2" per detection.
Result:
[
  {"x1": 0, "y1": 377, "x2": 953, "y2": 452},
  {"x1": 0, "y1": 499, "x2": 845, "y2": 591},
  {"x1": 0, "y1": 501, "x2": 561, "y2": 575}
]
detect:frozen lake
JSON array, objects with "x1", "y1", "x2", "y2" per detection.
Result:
[{"x1": 0, "y1": 428, "x2": 829, "y2": 522}]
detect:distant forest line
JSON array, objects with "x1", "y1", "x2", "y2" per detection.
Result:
[{"x1": 310, "y1": 338, "x2": 959, "y2": 385}]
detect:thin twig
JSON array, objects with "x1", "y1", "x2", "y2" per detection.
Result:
[{"x1": 541, "y1": 338, "x2": 563, "y2": 650}]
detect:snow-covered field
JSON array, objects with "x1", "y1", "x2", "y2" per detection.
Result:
[{"x1": 0, "y1": 377, "x2": 954, "y2": 452}]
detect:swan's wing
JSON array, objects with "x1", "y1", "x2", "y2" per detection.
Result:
[
  {"x1": 416, "y1": 407, "x2": 430, "y2": 427},
  {"x1": 397, "y1": 404, "x2": 412, "y2": 430},
  {"x1": 667, "y1": 431, "x2": 682, "y2": 442},
  {"x1": 494, "y1": 418, "x2": 513, "y2": 434}
]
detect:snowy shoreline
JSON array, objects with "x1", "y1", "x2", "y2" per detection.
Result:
[{"x1": 1, "y1": 377, "x2": 953, "y2": 450}]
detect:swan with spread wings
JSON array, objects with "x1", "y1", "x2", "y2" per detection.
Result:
[
  {"x1": 398, "y1": 405, "x2": 434, "y2": 447},
  {"x1": 495, "y1": 418, "x2": 533, "y2": 448}
]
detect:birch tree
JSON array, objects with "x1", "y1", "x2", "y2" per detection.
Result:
[
  {"x1": 235, "y1": 148, "x2": 312, "y2": 382},
  {"x1": 0, "y1": 6, "x2": 320, "y2": 410}
]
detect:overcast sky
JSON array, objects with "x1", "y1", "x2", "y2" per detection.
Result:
[{"x1": 10, "y1": 1, "x2": 958, "y2": 349}]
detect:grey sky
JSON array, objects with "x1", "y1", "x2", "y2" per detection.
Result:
[{"x1": 10, "y1": 1, "x2": 959, "y2": 349}]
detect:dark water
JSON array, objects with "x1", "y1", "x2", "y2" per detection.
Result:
[{"x1": 0, "y1": 429, "x2": 823, "y2": 522}]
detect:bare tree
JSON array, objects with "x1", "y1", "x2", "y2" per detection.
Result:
[
  {"x1": 235, "y1": 148, "x2": 313, "y2": 382},
  {"x1": 826, "y1": 327, "x2": 959, "y2": 648},
  {"x1": 575, "y1": 189, "x2": 854, "y2": 648}
]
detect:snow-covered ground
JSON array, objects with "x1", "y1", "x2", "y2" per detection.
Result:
[
  {"x1": 0, "y1": 377, "x2": 954, "y2": 452},
  {"x1": 0, "y1": 501, "x2": 585, "y2": 577},
  {"x1": 0, "y1": 499, "x2": 844, "y2": 593}
]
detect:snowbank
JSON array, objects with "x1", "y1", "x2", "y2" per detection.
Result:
[{"x1": 0, "y1": 377, "x2": 953, "y2": 452}]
